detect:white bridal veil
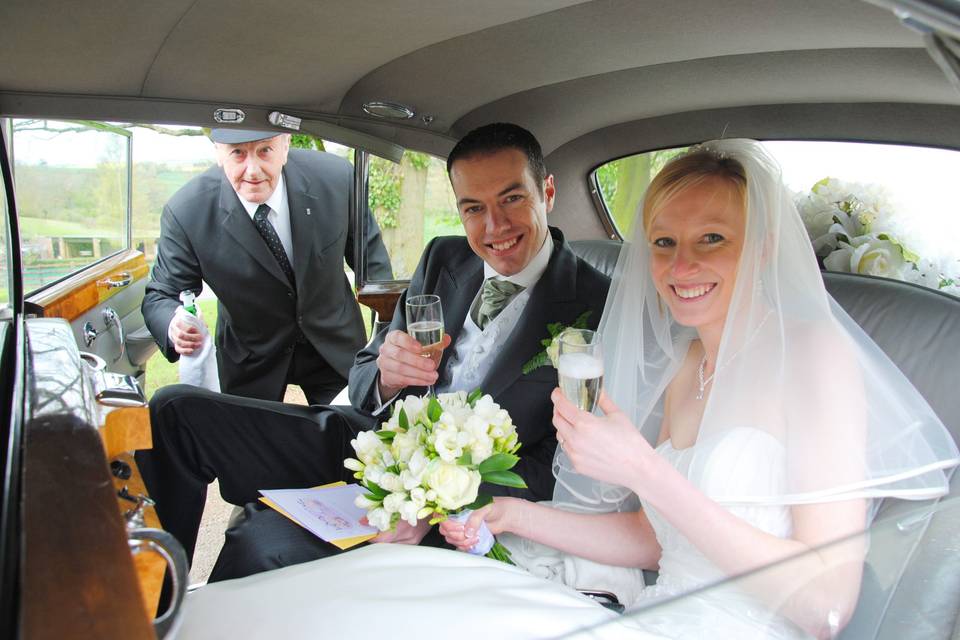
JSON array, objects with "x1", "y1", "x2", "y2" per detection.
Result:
[{"x1": 553, "y1": 139, "x2": 958, "y2": 517}]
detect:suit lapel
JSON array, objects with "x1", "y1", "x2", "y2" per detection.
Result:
[
  {"x1": 218, "y1": 176, "x2": 292, "y2": 289},
  {"x1": 480, "y1": 234, "x2": 579, "y2": 399},
  {"x1": 285, "y1": 160, "x2": 321, "y2": 293}
]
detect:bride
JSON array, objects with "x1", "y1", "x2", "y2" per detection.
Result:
[{"x1": 439, "y1": 139, "x2": 959, "y2": 638}]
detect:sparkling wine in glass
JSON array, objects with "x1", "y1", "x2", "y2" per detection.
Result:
[
  {"x1": 405, "y1": 294, "x2": 444, "y2": 396},
  {"x1": 557, "y1": 329, "x2": 603, "y2": 413}
]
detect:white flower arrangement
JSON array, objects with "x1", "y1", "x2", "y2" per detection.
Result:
[
  {"x1": 796, "y1": 177, "x2": 959, "y2": 296},
  {"x1": 344, "y1": 390, "x2": 524, "y2": 563}
]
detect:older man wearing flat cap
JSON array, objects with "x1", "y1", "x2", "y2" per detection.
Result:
[{"x1": 142, "y1": 129, "x2": 392, "y2": 403}]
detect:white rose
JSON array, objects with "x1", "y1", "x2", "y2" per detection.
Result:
[
  {"x1": 423, "y1": 460, "x2": 481, "y2": 511},
  {"x1": 367, "y1": 507, "x2": 392, "y2": 532},
  {"x1": 823, "y1": 243, "x2": 855, "y2": 273},
  {"x1": 547, "y1": 329, "x2": 586, "y2": 368},
  {"x1": 851, "y1": 236, "x2": 906, "y2": 279},
  {"x1": 438, "y1": 390, "x2": 468, "y2": 410},
  {"x1": 383, "y1": 492, "x2": 407, "y2": 514}
]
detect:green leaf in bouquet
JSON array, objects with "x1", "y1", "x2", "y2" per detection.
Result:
[
  {"x1": 464, "y1": 494, "x2": 493, "y2": 510},
  {"x1": 398, "y1": 408, "x2": 409, "y2": 430},
  {"x1": 457, "y1": 451, "x2": 473, "y2": 466},
  {"x1": 481, "y1": 469, "x2": 528, "y2": 489},
  {"x1": 364, "y1": 480, "x2": 389, "y2": 499},
  {"x1": 428, "y1": 397, "x2": 443, "y2": 422},
  {"x1": 467, "y1": 388, "x2": 483, "y2": 406},
  {"x1": 375, "y1": 430, "x2": 396, "y2": 442},
  {"x1": 546, "y1": 321, "x2": 564, "y2": 336},
  {"x1": 478, "y1": 453, "x2": 519, "y2": 474}
]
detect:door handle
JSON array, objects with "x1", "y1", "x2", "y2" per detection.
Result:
[
  {"x1": 82, "y1": 307, "x2": 126, "y2": 363},
  {"x1": 98, "y1": 272, "x2": 133, "y2": 289}
]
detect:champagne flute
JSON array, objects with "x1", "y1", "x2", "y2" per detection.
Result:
[
  {"x1": 405, "y1": 294, "x2": 444, "y2": 397},
  {"x1": 557, "y1": 329, "x2": 603, "y2": 413}
]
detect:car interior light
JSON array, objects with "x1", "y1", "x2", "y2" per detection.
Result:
[
  {"x1": 213, "y1": 108, "x2": 246, "y2": 124},
  {"x1": 362, "y1": 101, "x2": 415, "y2": 120}
]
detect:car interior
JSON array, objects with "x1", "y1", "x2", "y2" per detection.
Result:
[{"x1": 1, "y1": 0, "x2": 959, "y2": 638}]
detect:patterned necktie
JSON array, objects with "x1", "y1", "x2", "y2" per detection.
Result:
[
  {"x1": 472, "y1": 278, "x2": 525, "y2": 329},
  {"x1": 253, "y1": 204, "x2": 295, "y2": 286}
]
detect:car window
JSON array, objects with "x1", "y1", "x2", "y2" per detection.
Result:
[
  {"x1": 366, "y1": 151, "x2": 461, "y2": 281},
  {"x1": 11, "y1": 119, "x2": 131, "y2": 294},
  {"x1": 0, "y1": 136, "x2": 9, "y2": 320},
  {"x1": 594, "y1": 141, "x2": 960, "y2": 298}
]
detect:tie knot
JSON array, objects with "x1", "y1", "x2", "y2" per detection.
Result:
[
  {"x1": 254, "y1": 204, "x2": 271, "y2": 221},
  {"x1": 475, "y1": 278, "x2": 525, "y2": 329}
]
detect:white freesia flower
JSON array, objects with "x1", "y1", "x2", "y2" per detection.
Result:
[
  {"x1": 463, "y1": 415, "x2": 494, "y2": 463},
  {"x1": 343, "y1": 458, "x2": 363, "y2": 472},
  {"x1": 352, "y1": 430, "x2": 384, "y2": 465},
  {"x1": 354, "y1": 494, "x2": 380, "y2": 510},
  {"x1": 379, "y1": 472, "x2": 403, "y2": 493},
  {"x1": 407, "y1": 448, "x2": 429, "y2": 477},
  {"x1": 383, "y1": 492, "x2": 407, "y2": 515},
  {"x1": 399, "y1": 394, "x2": 425, "y2": 419},
  {"x1": 364, "y1": 464, "x2": 385, "y2": 485},
  {"x1": 391, "y1": 425, "x2": 423, "y2": 463},
  {"x1": 409, "y1": 487, "x2": 427, "y2": 508},
  {"x1": 398, "y1": 500, "x2": 421, "y2": 527},
  {"x1": 423, "y1": 460, "x2": 481, "y2": 511},
  {"x1": 400, "y1": 468, "x2": 424, "y2": 491},
  {"x1": 433, "y1": 425, "x2": 463, "y2": 462},
  {"x1": 367, "y1": 507, "x2": 392, "y2": 532}
]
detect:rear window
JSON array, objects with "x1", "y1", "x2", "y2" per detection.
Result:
[{"x1": 593, "y1": 141, "x2": 960, "y2": 298}]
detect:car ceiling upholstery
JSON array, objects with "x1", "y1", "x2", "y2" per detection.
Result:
[{"x1": 2, "y1": 0, "x2": 959, "y2": 235}]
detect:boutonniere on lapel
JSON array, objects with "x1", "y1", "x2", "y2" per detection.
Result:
[{"x1": 521, "y1": 311, "x2": 592, "y2": 374}]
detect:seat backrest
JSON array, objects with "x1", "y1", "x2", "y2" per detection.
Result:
[{"x1": 570, "y1": 240, "x2": 960, "y2": 638}]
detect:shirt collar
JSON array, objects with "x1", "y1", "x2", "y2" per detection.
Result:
[
  {"x1": 483, "y1": 231, "x2": 553, "y2": 289},
  {"x1": 237, "y1": 173, "x2": 287, "y2": 218}
]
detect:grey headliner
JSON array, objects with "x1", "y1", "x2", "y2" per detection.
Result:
[{"x1": 2, "y1": 0, "x2": 960, "y2": 237}]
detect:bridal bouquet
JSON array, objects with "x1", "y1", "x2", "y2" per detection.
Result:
[{"x1": 344, "y1": 389, "x2": 525, "y2": 563}]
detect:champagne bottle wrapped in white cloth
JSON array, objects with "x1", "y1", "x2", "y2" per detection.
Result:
[{"x1": 176, "y1": 291, "x2": 220, "y2": 392}]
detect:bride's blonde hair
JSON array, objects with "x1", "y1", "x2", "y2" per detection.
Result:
[{"x1": 641, "y1": 148, "x2": 748, "y2": 237}]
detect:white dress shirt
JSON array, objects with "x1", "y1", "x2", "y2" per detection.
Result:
[{"x1": 237, "y1": 174, "x2": 294, "y2": 264}]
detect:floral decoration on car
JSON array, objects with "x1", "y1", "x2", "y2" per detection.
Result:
[{"x1": 796, "y1": 177, "x2": 959, "y2": 296}]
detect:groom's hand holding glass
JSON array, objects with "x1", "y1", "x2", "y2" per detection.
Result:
[{"x1": 375, "y1": 298, "x2": 452, "y2": 402}]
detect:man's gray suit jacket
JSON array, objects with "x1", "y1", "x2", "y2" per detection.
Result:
[
  {"x1": 349, "y1": 227, "x2": 609, "y2": 501},
  {"x1": 143, "y1": 148, "x2": 392, "y2": 401}
]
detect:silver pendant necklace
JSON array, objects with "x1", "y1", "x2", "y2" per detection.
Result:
[{"x1": 697, "y1": 354, "x2": 715, "y2": 400}]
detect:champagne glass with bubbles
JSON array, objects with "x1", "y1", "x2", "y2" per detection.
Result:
[
  {"x1": 405, "y1": 294, "x2": 444, "y2": 397},
  {"x1": 557, "y1": 329, "x2": 603, "y2": 413}
]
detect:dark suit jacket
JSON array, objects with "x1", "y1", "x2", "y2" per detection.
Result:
[
  {"x1": 349, "y1": 227, "x2": 609, "y2": 501},
  {"x1": 143, "y1": 148, "x2": 392, "y2": 401}
]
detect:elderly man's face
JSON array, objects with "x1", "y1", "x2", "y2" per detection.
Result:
[{"x1": 215, "y1": 134, "x2": 291, "y2": 203}]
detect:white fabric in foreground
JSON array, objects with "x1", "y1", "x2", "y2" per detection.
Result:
[
  {"x1": 173, "y1": 545, "x2": 654, "y2": 640},
  {"x1": 175, "y1": 307, "x2": 220, "y2": 392}
]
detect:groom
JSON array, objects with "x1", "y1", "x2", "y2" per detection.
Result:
[{"x1": 141, "y1": 123, "x2": 610, "y2": 580}]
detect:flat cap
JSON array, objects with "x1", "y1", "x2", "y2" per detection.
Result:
[{"x1": 209, "y1": 128, "x2": 280, "y2": 144}]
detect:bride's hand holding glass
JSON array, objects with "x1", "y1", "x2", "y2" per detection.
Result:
[{"x1": 551, "y1": 389, "x2": 656, "y2": 491}]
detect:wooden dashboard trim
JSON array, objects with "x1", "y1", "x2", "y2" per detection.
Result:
[{"x1": 27, "y1": 249, "x2": 150, "y2": 321}]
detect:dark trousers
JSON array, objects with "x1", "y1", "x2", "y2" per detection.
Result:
[
  {"x1": 135, "y1": 384, "x2": 377, "y2": 567},
  {"x1": 287, "y1": 341, "x2": 347, "y2": 405}
]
